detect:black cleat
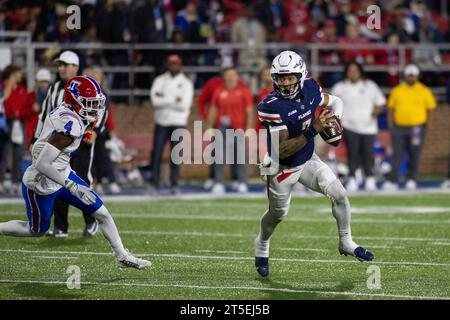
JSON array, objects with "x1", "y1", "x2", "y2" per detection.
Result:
[
  {"x1": 255, "y1": 257, "x2": 269, "y2": 277},
  {"x1": 340, "y1": 246, "x2": 374, "y2": 262}
]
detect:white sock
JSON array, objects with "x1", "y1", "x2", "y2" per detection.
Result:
[
  {"x1": 0, "y1": 220, "x2": 33, "y2": 237},
  {"x1": 92, "y1": 206, "x2": 127, "y2": 258},
  {"x1": 254, "y1": 234, "x2": 270, "y2": 258}
]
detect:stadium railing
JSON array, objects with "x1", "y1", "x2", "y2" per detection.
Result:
[{"x1": 1, "y1": 31, "x2": 449, "y2": 104}]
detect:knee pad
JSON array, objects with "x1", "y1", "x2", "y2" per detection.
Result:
[
  {"x1": 92, "y1": 205, "x2": 110, "y2": 223},
  {"x1": 326, "y1": 179, "x2": 348, "y2": 203}
]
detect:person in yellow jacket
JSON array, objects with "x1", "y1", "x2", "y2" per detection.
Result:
[{"x1": 382, "y1": 64, "x2": 436, "y2": 191}]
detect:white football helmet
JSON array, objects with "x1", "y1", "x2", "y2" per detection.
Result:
[{"x1": 270, "y1": 50, "x2": 307, "y2": 99}]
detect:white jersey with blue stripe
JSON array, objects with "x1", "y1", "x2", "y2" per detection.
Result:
[
  {"x1": 23, "y1": 104, "x2": 87, "y2": 195},
  {"x1": 257, "y1": 78, "x2": 323, "y2": 168}
]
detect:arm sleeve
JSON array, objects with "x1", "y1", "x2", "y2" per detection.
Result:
[
  {"x1": 34, "y1": 142, "x2": 68, "y2": 187},
  {"x1": 257, "y1": 99, "x2": 287, "y2": 132},
  {"x1": 150, "y1": 77, "x2": 176, "y2": 108}
]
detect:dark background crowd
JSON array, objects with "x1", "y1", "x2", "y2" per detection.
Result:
[
  {"x1": 1, "y1": 0, "x2": 449, "y2": 96},
  {"x1": 0, "y1": 0, "x2": 450, "y2": 196}
]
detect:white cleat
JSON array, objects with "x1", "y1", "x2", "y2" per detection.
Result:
[
  {"x1": 117, "y1": 251, "x2": 152, "y2": 270},
  {"x1": 109, "y1": 182, "x2": 121, "y2": 194},
  {"x1": 364, "y1": 176, "x2": 377, "y2": 192},
  {"x1": 382, "y1": 181, "x2": 399, "y2": 191},
  {"x1": 211, "y1": 183, "x2": 225, "y2": 195},
  {"x1": 203, "y1": 179, "x2": 215, "y2": 190},
  {"x1": 236, "y1": 183, "x2": 248, "y2": 193},
  {"x1": 440, "y1": 179, "x2": 450, "y2": 189},
  {"x1": 346, "y1": 177, "x2": 359, "y2": 192},
  {"x1": 405, "y1": 179, "x2": 417, "y2": 191}
]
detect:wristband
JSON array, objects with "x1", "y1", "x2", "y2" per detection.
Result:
[{"x1": 303, "y1": 126, "x2": 318, "y2": 140}]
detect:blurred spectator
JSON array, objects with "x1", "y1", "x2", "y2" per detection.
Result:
[
  {"x1": 331, "y1": 62, "x2": 386, "y2": 192},
  {"x1": 338, "y1": 22, "x2": 375, "y2": 65},
  {"x1": 133, "y1": 0, "x2": 167, "y2": 43},
  {"x1": 383, "y1": 33, "x2": 401, "y2": 86},
  {"x1": 197, "y1": 62, "x2": 249, "y2": 190},
  {"x1": 312, "y1": 19, "x2": 342, "y2": 87},
  {"x1": 1, "y1": 65, "x2": 30, "y2": 195},
  {"x1": 97, "y1": 0, "x2": 131, "y2": 103},
  {"x1": 206, "y1": 67, "x2": 254, "y2": 194},
  {"x1": 255, "y1": 0, "x2": 288, "y2": 41},
  {"x1": 413, "y1": 22, "x2": 442, "y2": 69},
  {"x1": 334, "y1": 0, "x2": 353, "y2": 37},
  {"x1": 280, "y1": 0, "x2": 310, "y2": 43},
  {"x1": 175, "y1": 1, "x2": 203, "y2": 43},
  {"x1": 231, "y1": 4, "x2": 267, "y2": 82},
  {"x1": 307, "y1": 0, "x2": 330, "y2": 29},
  {"x1": 384, "y1": 11, "x2": 414, "y2": 43},
  {"x1": 383, "y1": 64, "x2": 436, "y2": 191},
  {"x1": 149, "y1": 55, "x2": 194, "y2": 194},
  {"x1": 24, "y1": 68, "x2": 51, "y2": 148}
]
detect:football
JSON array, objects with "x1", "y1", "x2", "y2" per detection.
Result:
[{"x1": 319, "y1": 112, "x2": 343, "y2": 147}]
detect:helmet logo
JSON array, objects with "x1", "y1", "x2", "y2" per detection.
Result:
[{"x1": 68, "y1": 80, "x2": 81, "y2": 96}]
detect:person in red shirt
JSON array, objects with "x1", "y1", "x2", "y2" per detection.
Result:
[
  {"x1": 338, "y1": 22, "x2": 375, "y2": 65},
  {"x1": 1, "y1": 65, "x2": 33, "y2": 195},
  {"x1": 206, "y1": 67, "x2": 254, "y2": 194},
  {"x1": 197, "y1": 67, "x2": 249, "y2": 120},
  {"x1": 197, "y1": 64, "x2": 249, "y2": 189}
]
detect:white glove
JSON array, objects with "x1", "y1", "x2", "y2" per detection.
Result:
[{"x1": 65, "y1": 180, "x2": 96, "y2": 205}]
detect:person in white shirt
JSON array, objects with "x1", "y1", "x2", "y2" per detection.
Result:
[
  {"x1": 331, "y1": 62, "x2": 386, "y2": 192},
  {"x1": 149, "y1": 54, "x2": 194, "y2": 194}
]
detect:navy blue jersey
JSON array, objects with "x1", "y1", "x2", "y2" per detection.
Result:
[{"x1": 257, "y1": 78, "x2": 323, "y2": 167}]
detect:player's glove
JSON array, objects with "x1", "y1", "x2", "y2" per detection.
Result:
[{"x1": 64, "y1": 180, "x2": 96, "y2": 205}]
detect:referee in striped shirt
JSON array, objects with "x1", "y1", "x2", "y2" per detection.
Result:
[{"x1": 33, "y1": 51, "x2": 99, "y2": 237}]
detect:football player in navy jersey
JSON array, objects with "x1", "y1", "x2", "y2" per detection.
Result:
[{"x1": 254, "y1": 51, "x2": 374, "y2": 277}]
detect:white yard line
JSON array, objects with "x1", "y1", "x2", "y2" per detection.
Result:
[
  {"x1": 1, "y1": 211, "x2": 450, "y2": 225},
  {"x1": 278, "y1": 248, "x2": 329, "y2": 252},
  {"x1": 0, "y1": 188, "x2": 449, "y2": 204},
  {"x1": 30, "y1": 255, "x2": 78, "y2": 260},
  {"x1": 13, "y1": 228, "x2": 447, "y2": 243},
  {"x1": 432, "y1": 242, "x2": 450, "y2": 246},
  {"x1": 1, "y1": 248, "x2": 449, "y2": 267},
  {"x1": 195, "y1": 250, "x2": 245, "y2": 254},
  {"x1": 0, "y1": 279, "x2": 448, "y2": 300}
]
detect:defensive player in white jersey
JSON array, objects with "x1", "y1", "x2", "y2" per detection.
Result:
[
  {"x1": 0, "y1": 75, "x2": 151, "y2": 269},
  {"x1": 254, "y1": 51, "x2": 374, "y2": 277}
]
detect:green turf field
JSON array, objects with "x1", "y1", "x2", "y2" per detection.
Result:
[{"x1": 0, "y1": 194, "x2": 449, "y2": 300}]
